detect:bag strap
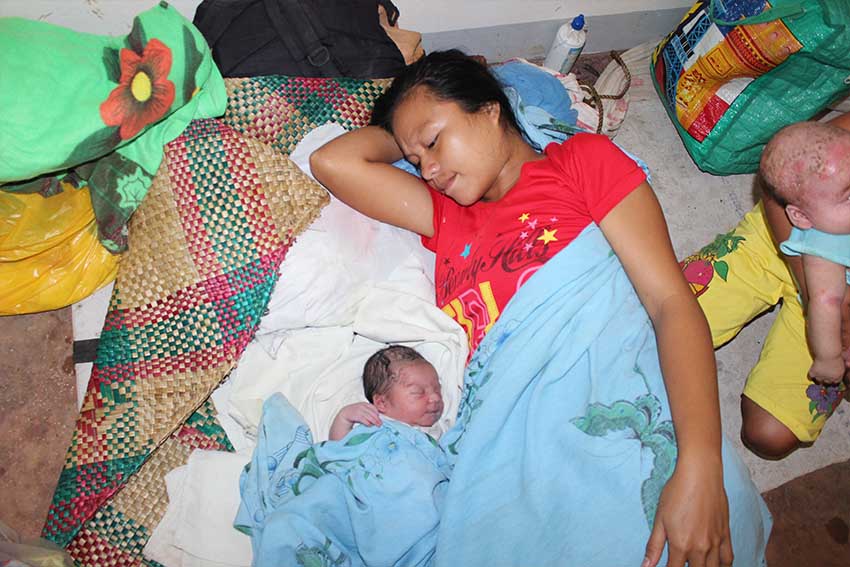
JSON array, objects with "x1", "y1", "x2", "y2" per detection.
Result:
[
  {"x1": 263, "y1": 0, "x2": 347, "y2": 75},
  {"x1": 707, "y1": 0, "x2": 808, "y2": 26}
]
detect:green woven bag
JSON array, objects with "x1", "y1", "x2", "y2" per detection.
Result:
[{"x1": 651, "y1": 0, "x2": 850, "y2": 175}]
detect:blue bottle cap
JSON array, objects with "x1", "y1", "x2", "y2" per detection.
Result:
[{"x1": 571, "y1": 14, "x2": 585, "y2": 30}]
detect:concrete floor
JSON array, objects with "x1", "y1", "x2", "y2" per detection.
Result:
[
  {"x1": 0, "y1": 308, "x2": 77, "y2": 540},
  {"x1": 2, "y1": 51, "x2": 849, "y2": 565}
]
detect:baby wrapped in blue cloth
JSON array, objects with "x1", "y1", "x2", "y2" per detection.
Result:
[{"x1": 235, "y1": 346, "x2": 450, "y2": 567}]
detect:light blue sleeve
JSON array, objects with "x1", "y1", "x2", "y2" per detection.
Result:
[{"x1": 780, "y1": 227, "x2": 850, "y2": 284}]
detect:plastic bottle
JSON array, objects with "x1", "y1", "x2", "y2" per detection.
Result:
[{"x1": 543, "y1": 14, "x2": 587, "y2": 75}]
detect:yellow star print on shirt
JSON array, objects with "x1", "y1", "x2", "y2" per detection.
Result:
[
  {"x1": 537, "y1": 228, "x2": 558, "y2": 245},
  {"x1": 518, "y1": 213, "x2": 530, "y2": 223}
]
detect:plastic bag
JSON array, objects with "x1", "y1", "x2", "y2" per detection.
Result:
[
  {"x1": 0, "y1": 521, "x2": 73, "y2": 567},
  {"x1": 652, "y1": 0, "x2": 850, "y2": 175},
  {"x1": 0, "y1": 183, "x2": 118, "y2": 315}
]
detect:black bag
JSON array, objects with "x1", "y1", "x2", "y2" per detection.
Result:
[{"x1": 193, "y1": 0, "x2": 407, "y2": 78}]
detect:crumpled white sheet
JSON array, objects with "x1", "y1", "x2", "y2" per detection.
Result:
[
  {"x1": 225, "y1": 123, "x2": 467, "y2": 442},
  {"x1": 143, "y1": 450, "x2": 252, "y2": 567}
]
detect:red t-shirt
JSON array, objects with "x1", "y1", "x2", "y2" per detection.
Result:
[{"x1": 421, "y1": 133, "x2": 646, "y2": 356}]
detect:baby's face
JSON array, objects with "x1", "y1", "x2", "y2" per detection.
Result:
[
  {"x1": 375, "y1": 360, "x2": 444, "y2": 427},
  {"x1": 791, "y1": 131, "x2": 850, "y2": 234},
  {"x1": 797, "y1": 178, "x2": 850, "y2": 234}
]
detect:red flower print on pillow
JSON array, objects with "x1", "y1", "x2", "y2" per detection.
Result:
[{"x1": 100, "y1": 38, "x2": 176, "y2": 140}]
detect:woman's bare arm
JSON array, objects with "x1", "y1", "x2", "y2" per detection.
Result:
[
  {"x1": 310, "y1": 125, "x2": 435, "y2": 236},
  {"x1": 600, "y1": 183, "x2": 731, "y2": 567}
]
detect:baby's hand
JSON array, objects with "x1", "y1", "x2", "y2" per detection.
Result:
[
  {"x1": 338, "y1": 402, "x2": 383, "y2": 428},
  {"x1": 809, "y1": 356, "x2": 846, "y2": 385},
  {"x1": 329, "y1": 402, "x2": 382, "y2": 441}
]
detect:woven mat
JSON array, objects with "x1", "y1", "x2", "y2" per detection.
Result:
[{"x1": 42, "y1": 76, "x2": 389, "y2": 566}]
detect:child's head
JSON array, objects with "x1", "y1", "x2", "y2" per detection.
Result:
[
  {"x1": 369, "y1": 49, "x2": 525, "y2": 205},
  {"x1": 363, "y1": 345, "x2": 444, "y2": 427},
  {"x1": 760, "y1": 122, "x2": 850, "y2": 235}
]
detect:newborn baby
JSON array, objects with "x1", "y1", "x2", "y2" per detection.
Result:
[{"x1": 329, "y1": 345, "x2": 445, "y2": 440}]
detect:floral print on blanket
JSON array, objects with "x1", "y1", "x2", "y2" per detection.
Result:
[
  {"x1": 571, "y1": 387, "x2": 677, "y2": 528},
  {"x1": 0, "y1": 2, "x2": 225, "y2": 253},
  {"x1": 295, "y1": 539, "x2": 349, "y2": 567},
  {"x1": 100, "y1": 37, "x2": 175, "y2": 140}
]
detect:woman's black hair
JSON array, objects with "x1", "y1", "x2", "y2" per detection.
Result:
[{"x1": 369, "y1": 49, "x2": 521, "y2": 136}]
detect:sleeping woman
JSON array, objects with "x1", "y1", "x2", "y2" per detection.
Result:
[{"x1": 304, "y1": 49, "x2": 772, "y2": 567}]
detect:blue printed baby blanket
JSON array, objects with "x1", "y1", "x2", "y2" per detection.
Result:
[{"x1": 235, "y1": 394, "x2": 450, "y2": 567}]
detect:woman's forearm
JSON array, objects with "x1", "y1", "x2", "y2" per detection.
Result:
[
  {"x1": 309, "y1": 126, "x2": 434, "y2": 235},
  {"x1": 653, "y1": 293, "x2": 723, "y2": 462},
  {"x1": 599, "y1": 184, "x2": 722, "y2": 461}
]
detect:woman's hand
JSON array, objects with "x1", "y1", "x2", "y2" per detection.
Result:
[
  {"x1": 643, "y1": 457, "x2": 733, "y2": 567},
  {"x1": 328, "y1": 402, "x2": 382, "y2": 440}
]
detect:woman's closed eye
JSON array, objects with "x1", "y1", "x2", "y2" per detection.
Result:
[{"x1": 427, "y1": 135, "x2": 438, "y2": 149}]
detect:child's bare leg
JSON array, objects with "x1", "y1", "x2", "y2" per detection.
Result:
[{"x1": 740, "y1": 395, "x2": 802, "y2": 459}]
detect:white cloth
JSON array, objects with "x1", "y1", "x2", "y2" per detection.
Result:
[
  {"x1": 143, "y1": 450, "x2": 252, "y2": 567},
  {"x1": 210, "y1": 379, "x2": 253, "y2": 452},
  {"x1": 144, "y1": 466, "x2": 187, "y2": 567},
  {"x1": 251, "y1": 123, "x2": 436, "y2": 352},
  {"x1": 226, "y1": 124, "x2": 467, "y2": 443},
  {"x1": 227, "y1": 256, "x2": 467, "y2": 441}
]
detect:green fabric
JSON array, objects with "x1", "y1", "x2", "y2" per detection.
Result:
[{"x1": 0, "y1": 1, "x2": 226, "y2": 252}]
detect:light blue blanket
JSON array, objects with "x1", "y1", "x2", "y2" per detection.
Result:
[
  {"x1": 434, "y1": 223, "x2": 772, "y2": 566},
  {"x1": 235, "y1": 394, "x2": 450, "y2": 567}
]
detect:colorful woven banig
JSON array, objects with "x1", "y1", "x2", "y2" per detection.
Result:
[
  {"x1": 64, "y1": 401, "x2": 233, "y2": 567},
  {"x1": 222, "y1": 76, "x2": 390, "y2": 153},
  {"x1": 43, "y1": 76, "x2": 389, "y2": 565}
]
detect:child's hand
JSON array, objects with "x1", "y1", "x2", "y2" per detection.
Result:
[
  {"x1": 329, "y1": 402, "x2": 382, "y2": 441},
  {"x1": 338, "y1": 402, "x2": 383, "y2": 428},
  {"x1": 809, "y1": 356, "x2": 846, "y2": 385}
]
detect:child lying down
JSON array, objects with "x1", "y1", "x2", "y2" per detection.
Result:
[
  {"x1": 234, "y1": 346, "x2": 450, "y2": 566},
  {"x1": 329, "y1": 346, "x2": 445, "y2": 440}
]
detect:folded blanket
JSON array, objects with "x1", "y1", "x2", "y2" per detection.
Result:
[
  {"x1": 435, "y1": 223, "x2": 772, "y2": 566},
  {"x1": 0, "y1": 2, "x2": 226, "y2": 252},
  {"x1": 236, "y1": 394, "x2": 450, "y2": 567}
]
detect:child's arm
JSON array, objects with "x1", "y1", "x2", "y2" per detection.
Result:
[
  {"x1": 329, "y1": 402, "x2": 383, "y2": 441},
  {"x1": 599, "y1": 182, "x2": 731, "y2": 567},
  {"x1": 765, "y1": 195, "x2": 850, "y2": 380},
  {"x1": 802, "y1": 253, "x2": 847, "y2": 384},
  {"x1": 310, "y1": 125, "x2": 435, "y2": 236}
]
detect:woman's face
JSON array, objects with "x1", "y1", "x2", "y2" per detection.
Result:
[{"x1": 392, "y1": 86, "x2": 510, "y2": 205}]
